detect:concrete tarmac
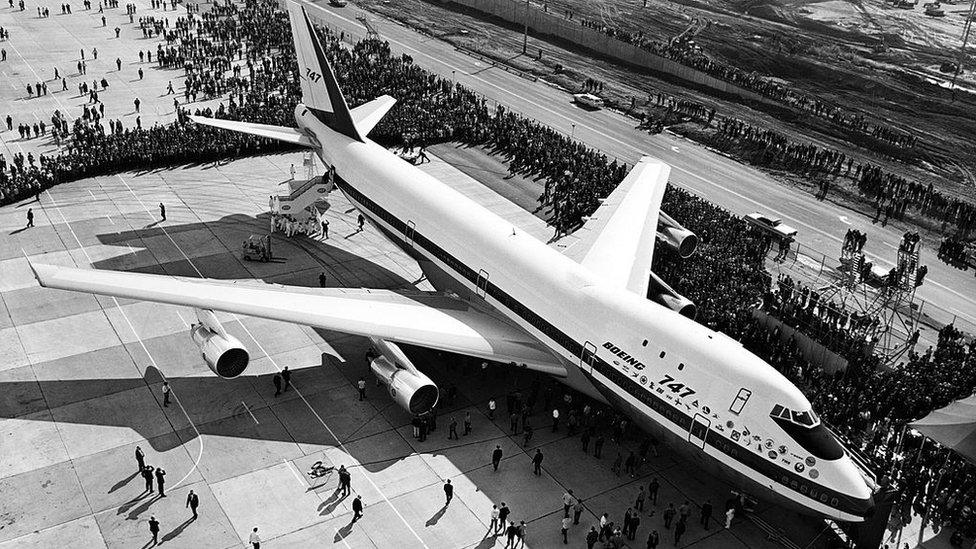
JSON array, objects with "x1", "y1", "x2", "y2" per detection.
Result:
[{"x1": 2, "y1": 152, "x2": 832, "y2": 548}]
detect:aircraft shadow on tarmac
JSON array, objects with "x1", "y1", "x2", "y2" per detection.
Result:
[
  {"x1": 6, "y1": 213, "x2": 544, "y2": 474},
  {"x1": 90, "y1": 212, "x2": 416, "y2": 291},
  {"x1": 1, "y1": 344, "x2": 529, "y2": 475}
]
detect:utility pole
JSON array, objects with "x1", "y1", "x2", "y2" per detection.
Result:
[
  {"x1": 522, "y1": 0, "x2": 529, "y2": 54},
  {"x1": 950, "y1": 0, "x2": 976, "y2": 98}
]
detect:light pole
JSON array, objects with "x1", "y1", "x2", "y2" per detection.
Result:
[
  {"x1": 522, "y1": 0, "x2": 529, "y2": 54},
  {"x1": 950, "y1": 0, "x2": 976, "y2": 98}
]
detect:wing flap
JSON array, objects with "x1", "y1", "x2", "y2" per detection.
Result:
[
  {"x1": 189, "y1": 116, "x2": 317, "y2": 147},
  {"x1": 562, "y1": 157, "x2": 670, "y2": 294},
  {"x1": 29, "y1": 263, "x2": 562, "y2": 372}
]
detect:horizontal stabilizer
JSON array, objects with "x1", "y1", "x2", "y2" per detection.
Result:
[
  {"x1": 351, "y1": 95, "x2": 397, "y2": 136},
  {"x1": 189, "y1": 116, "x2": 317, "y2": 148}
]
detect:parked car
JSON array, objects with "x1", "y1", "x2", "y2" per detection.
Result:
[
  {"x1": 744, "y1": 212, "x2": 797, "y2": 241},
  {"x1": 329, "y1": 0, "x2": 347, "y2": 6},
  {"x1": 572, "y1": 93, "x2": 604, "y2": 110}
]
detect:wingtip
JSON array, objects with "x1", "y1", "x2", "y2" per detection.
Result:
[
  {"x1": 23, "y1": 252, "x2": 42, "y2": 285},
  {"x1": 22, "y1": 253, "x2": 58, "y2": 288}
]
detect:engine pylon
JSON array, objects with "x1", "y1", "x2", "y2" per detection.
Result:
[{"x1": 368, "y1": 338, "x2": 439, "y2": 415}]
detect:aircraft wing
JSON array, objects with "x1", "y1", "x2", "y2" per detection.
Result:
[
  {"x1": 561, "y1": 157, "x2": 670, "y2": 295},
  {"x1": 29, "y1": 263, "x2": 565, "y2": 376},
  {"x1": 188, "y1": 116, "x2": 317, "y2": 148}
]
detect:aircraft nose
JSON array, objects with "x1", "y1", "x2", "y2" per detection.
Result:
[
  {"x1": 843, "y1": 492, "x2": 876, "y2": 520},
  {"x1": 858, "y1": 497, "x2": 876, "y2": 519}
]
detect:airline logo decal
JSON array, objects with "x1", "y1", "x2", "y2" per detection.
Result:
[{"x1": 602, "y1": 341, "x2": 646, "y2": 370}]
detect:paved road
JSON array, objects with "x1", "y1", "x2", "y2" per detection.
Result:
[{"x1": 301, "y1": 0, "x2": 976, "y2": 333}]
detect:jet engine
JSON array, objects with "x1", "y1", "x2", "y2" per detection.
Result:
[
  {"x1": 647, "y1": 272, "x2": 697, "y2": 320},
  {"x1": 368, "y1": 338, "x2": 439, "y2": 415},
  {"x1": 189, "y1": 309, "x2": 249, "y2": 378},
  {"x1": 657, "y1": 211, "x2": 699, "y2": 259}
]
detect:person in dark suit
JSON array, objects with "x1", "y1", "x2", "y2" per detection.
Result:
[
  {"x1": 135, "y1": 446, "x2": 145, "y2": 472},
  {"x1": 338, "y1": 465, "x2": 351, "y2": 496},
  {"x1": 444, "y1": 480, "x2": 453, "y2": 505},
  {"x1": 155, "y1": 468, "x2": 166, "y2": 497},
  {"x1": 148, "y1": 516, "x2": 160, "y2": 545},
  {"x1": 159, "y1": 202, "x2": 165, "y2": 220},
  {"x1": 505, "y1": 521, "x2": 518, "y2": 548},
  {"x1": 281, "y1": 366, "x2": 290, "y2": 391},
  {"x1": 532, "y1": 449, "x2": 544, "y2": 476},
  {"x1": 142, "y1": 465, "x2": 155, "y2": 493},
  {"x1": 491, "y1": 445, "x2": 503, "y2": 471},
  {"x1": 352, "y1": 495, "x2": 363, "y2": 520},
  {"x1": 186, "y1": 490, "x2": 199, "y2": 519},
  {"x1": 700, "y1": 499, "x2": 713, "y2": 529}
]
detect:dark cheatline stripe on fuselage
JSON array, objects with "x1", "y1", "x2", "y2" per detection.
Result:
[{"x1": 333, "y1": 175, "x2": 870, "y2": 518}]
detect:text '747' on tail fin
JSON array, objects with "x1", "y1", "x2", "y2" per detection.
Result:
[{"x1": 286, "y1": 1, "x2": 362, "y2": 142}]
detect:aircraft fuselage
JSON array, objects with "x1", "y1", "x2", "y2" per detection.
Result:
[{"x1": 294, "y1": 104, "x2": 875, "y2": 522}]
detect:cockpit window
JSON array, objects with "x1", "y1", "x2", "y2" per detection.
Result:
[
  {"x1": 771, "y1": 404, "x2": 817, "y2": 427},
  {"x1": 791, "y1": 409, "x2": 815, "y2": 427},
  {"x1": 770, "y1": 405, "x2": 843, "y2": 460}
]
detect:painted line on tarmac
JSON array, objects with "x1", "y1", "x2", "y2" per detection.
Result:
[
  {"x1": 114, "y1": 174, "x2": 431, "y2": 549},
  {"x1": 334, "y1": 528, "x2": 353, "y2": 548},
  {"x1": 40, "y1": 189, "x2": 207, "y2": 492},
  {"x1": 242, "y1": 401, "x2": 259, "y2": 424},
  {"x1": 4, "y1": 36, "x2": 70, "y2": 114},
  {"x1": 304, "y1": 2, "x2": 976, "y2": 321},
  {"x1": 174, "y1": 310, "x2": 189, "y2": 328},
  {"x1": 283, "y1": 458, "x2": 307, "y2": 487}
]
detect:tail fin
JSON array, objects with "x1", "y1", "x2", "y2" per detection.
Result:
[{"x1": 286, "y1": 1, "x2": 362, "y2": 142}]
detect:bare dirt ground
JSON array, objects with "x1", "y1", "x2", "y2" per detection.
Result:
[{"x1": 357, "y1": 0, "x2": 976, "y2": 206}]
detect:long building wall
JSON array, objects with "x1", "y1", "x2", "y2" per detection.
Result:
[{"x1": 441, "y1": 0, "x2": 766, "y2": 102}]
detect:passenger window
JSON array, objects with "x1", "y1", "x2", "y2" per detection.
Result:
[{"x1": 730, "y1": 388, "x2": 751, "y2": 415}]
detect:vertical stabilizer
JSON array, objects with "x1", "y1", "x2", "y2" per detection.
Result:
[{"x1": 286, "y1": 1, "x2": 362, "y2": 141}]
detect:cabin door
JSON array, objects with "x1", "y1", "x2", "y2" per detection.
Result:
[{"x1": 689, "y1": 414, "x2": 710, "y2": 449}]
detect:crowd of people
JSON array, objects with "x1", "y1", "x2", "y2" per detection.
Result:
[
  {"x1": 938, "y1": 236, "x2": 973, "y2": 270},
  {"x1": 639, "y1": 92, "x2": 715, "y2": 127},
  {"x1": 566, "y1": 12, "x2": 918, "y2": 156},
  {"x1": 855, "y1": 163, "x2": 976, "y2": 237},
  {"x1": 698, "y1": 113, "x2": 976, "y2": 234},
  {"x1": 622, "y1": 82, "x2": 976, "y2": 240},
  {"x1": 759, "y1": 274, "x2": 883, "y2": 357}
]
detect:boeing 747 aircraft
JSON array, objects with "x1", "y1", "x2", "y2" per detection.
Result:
[{"x1": 30, "y1": 1, "x2": 876, "y2": 522}]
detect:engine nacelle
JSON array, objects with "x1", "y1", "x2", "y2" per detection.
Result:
[
  {"x1": 647, "y1": 271, "x2": 697, "y2": 320},
  {"x1": 369, "y1": 339, "x2": 439, "y2": 415},
  {"x1": 189, "y1": 310, "x2": 249, "y2": 378},
  {"x1": 657, "y1": 211, "x2": 699, "y2": 259}
]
